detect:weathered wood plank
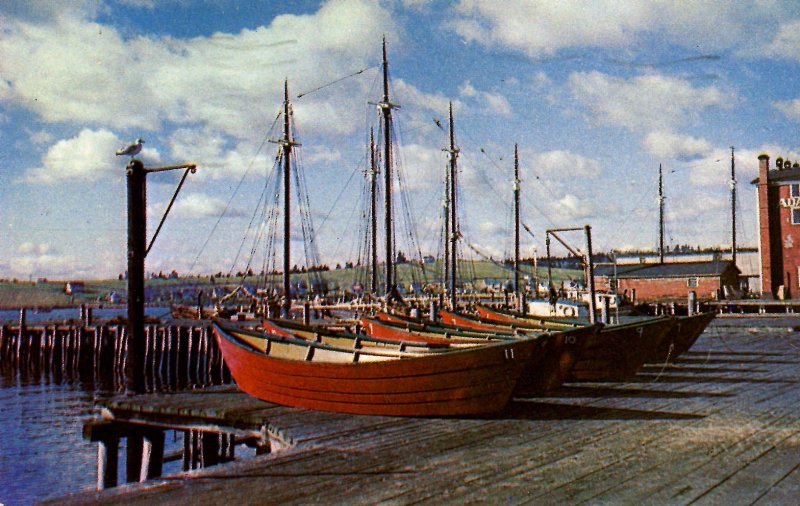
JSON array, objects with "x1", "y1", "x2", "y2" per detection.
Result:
[{"x1": 44, "y1": 318, "x2": 800, "y2": 505}]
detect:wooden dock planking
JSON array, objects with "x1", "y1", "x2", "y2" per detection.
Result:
[{"x1": 48, "y1": 318, "x2": 800, "y2": 505}]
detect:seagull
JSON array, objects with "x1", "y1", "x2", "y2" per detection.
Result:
[{"x1": 116, "y1": 138, "x2": 144, "y2": 157}]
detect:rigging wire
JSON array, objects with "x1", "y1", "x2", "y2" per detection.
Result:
[
  {"x1": 296, "y1": 65, "x2": 379, "y2": 99},
  {"x1": 187, "y1": 109, "x2": 282, "y2": 275}
]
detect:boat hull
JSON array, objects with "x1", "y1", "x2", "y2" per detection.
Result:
[
  {"x1": 513, "y1": 324, "x2": 600, "y2": 395},
  {"x1": 213, "y1": 323, "x2": 537, "y2": 417},
  {"x1": 647, "y1": 312, "x2": 716, "y2": 363},
  {"x1": 567, "y1": 317, "x2": 675, "y2": 382},
  {"x1": 426, "y1": 309, "x2": 600, "y2": 395}
]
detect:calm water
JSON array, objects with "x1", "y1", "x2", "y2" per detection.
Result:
[
  {"x1": 0, "y1": 307, "x2": 184, "y2": 505},
  {"x1": 0, "y1": 306, "x2": 173, "y2": 324},
  {"x1": 0, "y1": 373, "x2": 101, "y2": 505},
  {"x1": 0, "y1": 374, "x2": 192, "y2": 505}
]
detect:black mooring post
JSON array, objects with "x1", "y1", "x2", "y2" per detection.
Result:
[{"x1": 126, "y1": 159, "x2": 146, "y2": 394}]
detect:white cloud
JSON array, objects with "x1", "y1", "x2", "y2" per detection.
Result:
[
  {"x1": 394, "y1": 78, "x2": 457, "y2": 117},
  {"x1": 23, "y1": 128, "x2": 119, "y2": 183},
  {"x1": 171, "y1": 192, "x2": 238, "y2": 219},
  {"x1": 774, "y1": 98, "x2": 800, "y2": 121},
  {"x1": 643, "y1": 131, "x2": 712, "y2": 160},
  {"x1": 458, "y1": 80, "x2": 511, "y2": 117},
  {"x1": 8, "y1": 252, "x2": 94, "y2": 279},
  {"x1": 529, "y1": 150, "x2": 603, "y2": 178},
  {"x1": 28, "y1": 129, "x2": 54, "y2": 145},
  {"x1": 166, "y1": 128, "x2": 271, "y2": 180},
  {"x1": 568, "y1": 71, "x2": 732, "y2": 133},
  {"x1": 448, "y1": 1, "x2": 780, "y2": 56},
  {"x1": 23, "y1": 128, "x2": 163, "y2": 183},
  {"x1": 395, "y1": 143, "x2": 449, "y2": 191},
  {"x1": 0, "y1": 0, "x2": 399, "y2": 140},
  {"x1": 18, "y1": 242, "x2": 51, "y2": 255},
  {"x1": 758, "y1": 19, "x2": 800, "y2": 61},
  {"x1": 303, "y1": 146, "x2": 343, "y2": 165},
  {"x1": 553, "y1": 193, "x2": 594, "y2": 222}
]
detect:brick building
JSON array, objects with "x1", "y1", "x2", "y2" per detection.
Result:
[
  {"x1": 754, "y1": 154, "x2": 800, "y2": 298},
  {"x1": 594, "y1": 261, "x2": 740, "y2": 302}
]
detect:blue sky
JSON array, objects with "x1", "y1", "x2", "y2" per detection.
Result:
[{"x1": 2, "y1": 0, "x2": 800, "y2": 280}]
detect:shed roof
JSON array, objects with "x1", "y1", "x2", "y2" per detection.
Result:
[{"x1": 594, "y1": 260, "x2": 738, "y2": 279}]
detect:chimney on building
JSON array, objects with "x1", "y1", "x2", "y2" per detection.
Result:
[{"x1": 758, "y1": 153, "x2": 770, "y2": 181}]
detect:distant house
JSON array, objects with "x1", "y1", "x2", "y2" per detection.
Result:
[
  {"x1": 64, "y1": 282, "x2": 85, "y2": 295},
  {"x1": 594, "y1": 261, "x2": 741, "y2": 302}
]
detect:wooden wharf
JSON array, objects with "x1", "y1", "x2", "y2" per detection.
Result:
[
  {"x1": 0, "y1": 318, "x2": 229, "y2": 391},
  {"x1": 637, "y1": 299, "x2": 800, "y2": 318},
  {"x1": 46, "y1": 317, "x2": 800, "y2": 505}
]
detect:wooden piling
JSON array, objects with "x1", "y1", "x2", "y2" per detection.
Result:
[
  {"x1": 97, "y1": 437, "x2": 119, "y2": 490},
  {"x1": 126, "y1": 434, "x2": 144, "y2": 483}
]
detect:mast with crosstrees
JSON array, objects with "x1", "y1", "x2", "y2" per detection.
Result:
[
  {"x1": 279, "y1": 81, "x2": 300, "y2": 316},
  {"x1": 446, "y1": 102, "x2": 459, "y2": 310},
  {"x1": 378, "y1": 36, "x2": 399, "y2": 300}
]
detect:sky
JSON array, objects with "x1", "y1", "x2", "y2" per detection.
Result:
[{"x1": 2, "y1": 0, "x2": 800, "y2": 280}]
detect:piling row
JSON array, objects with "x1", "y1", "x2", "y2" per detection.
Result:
[{"x1": 0, "y1": 323, "x2": 230, "y2": 391}]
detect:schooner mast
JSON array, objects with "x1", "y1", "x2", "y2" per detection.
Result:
[
  {"x1": 513, "y1": 144, "x2": 521, "y2": 297},
  {"x1": 658, "y1": 163, "x2": 665, "y2": 264},
  {"x1": 730, "y1": 146, "x2": 737, "y2": 265},
  {"x1": 369, "y1": 128, "x2": 378, "y2": 294},
  {"x1": 279, "y1": 81, "x2": 300, "y2": 316},
  {"x1": 378, "y1": 36, "x2": 399, "y2": 300},
  {"x1": 445, "y1": 102, "x2": 459, "y2": 310}
]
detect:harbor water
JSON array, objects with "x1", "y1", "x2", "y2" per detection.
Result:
[{"x1": 0, "y1": 308, "x2": 222, "y2": 505}]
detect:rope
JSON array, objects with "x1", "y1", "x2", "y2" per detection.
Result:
[
  {"x1": 296, "y1": 65, "x2": 378, "y2": 99},
  {"x1": 187, "y1": 110, "x2": 281, "y2": 274}
]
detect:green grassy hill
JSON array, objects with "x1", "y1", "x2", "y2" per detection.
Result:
[{"x1": 0, "y1": 261, "x2": 582, "y2": 308}]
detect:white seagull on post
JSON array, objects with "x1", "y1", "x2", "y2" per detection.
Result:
[{"x1": 116, "y1": 138, "x2": 145, "y2": 157}]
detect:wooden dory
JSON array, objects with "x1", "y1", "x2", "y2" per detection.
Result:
[
  {"x1": 436, "y1": 309, "x2": 603, "y2": 392},
  {"x1": 646, "y1": 311, "x2": 716, "y2": 363},
  {"x1": 473, "y1": 305, "x2": 676, "y2": 381},
  {"x1": 212, "y1": 321, "x2": 538, "y2": 417}
]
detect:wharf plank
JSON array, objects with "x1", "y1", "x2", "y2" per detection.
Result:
[{"x1": 49, "y1": 318, "x2": 800, "y2": 505}]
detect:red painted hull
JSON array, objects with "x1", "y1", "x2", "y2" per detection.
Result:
[
  {"x1": 213, "y1": 323, "x2": 537, "y2": 417},
  {"x1": 387, "y1": 310, "x2": 599, "y2": 395},
  {"x1": 359, "y1": 317, "x2": 480, "y2": 346},
  {"x1": 475, "y1": 305, "x2": 583, "y2": 329},
  {"x1": 438, "y1": 310, "x2": 533, "y2": 333}
]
